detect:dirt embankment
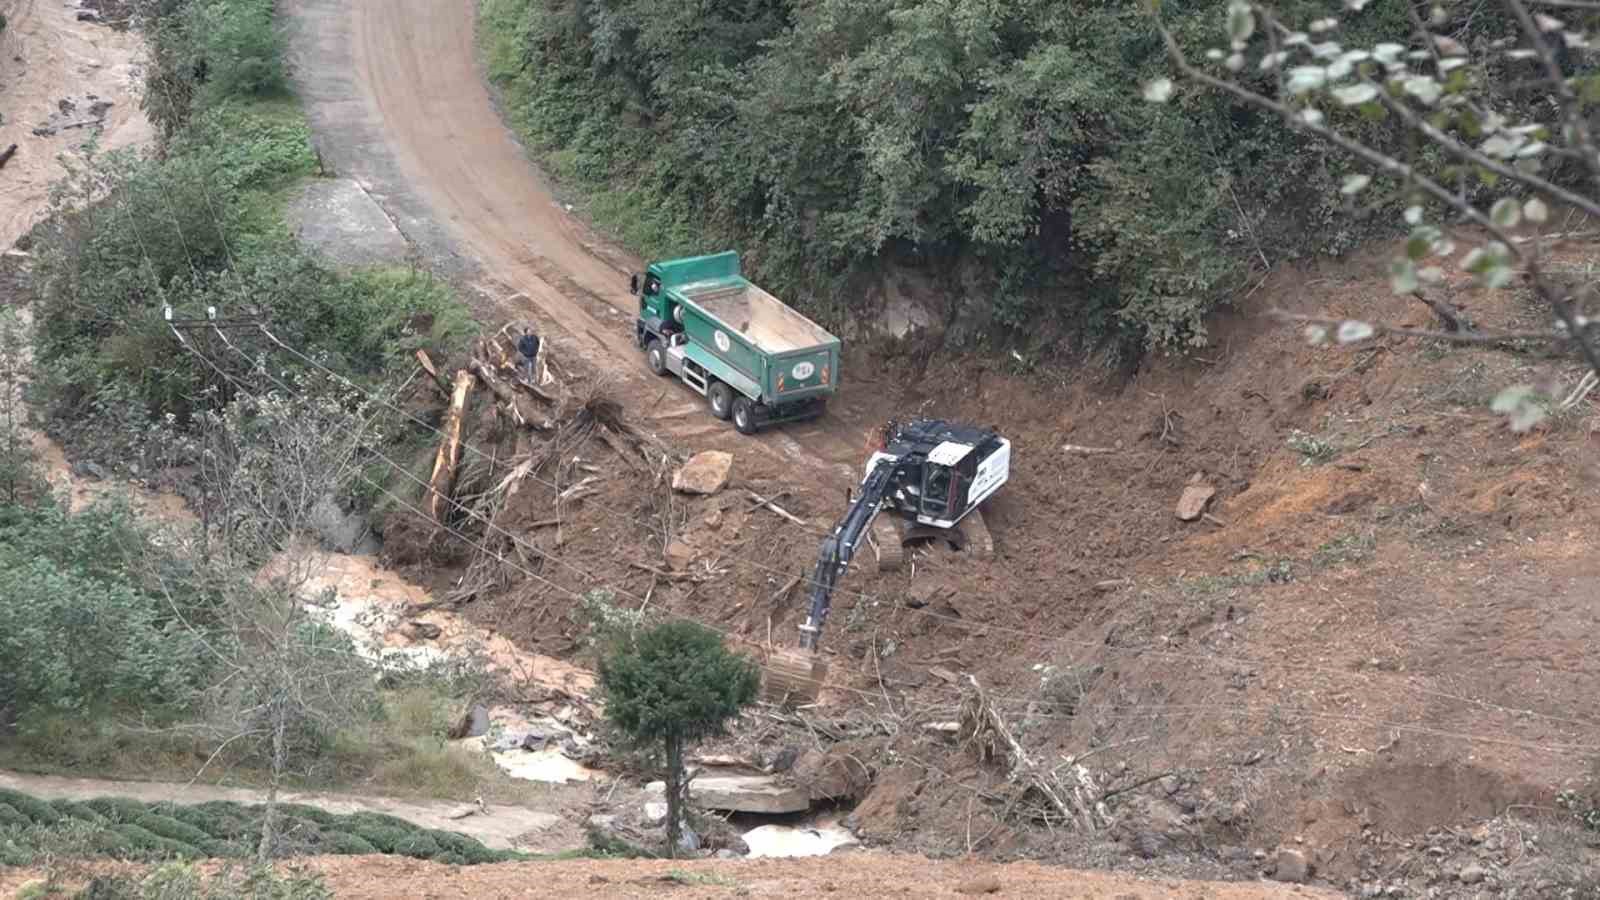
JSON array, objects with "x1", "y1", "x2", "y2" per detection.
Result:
[{"x1": 1, "y1": 852, "x2": 1349, "y2": 899}]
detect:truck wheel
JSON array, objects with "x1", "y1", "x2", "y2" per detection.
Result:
[
  {"x1": 732, "y1": 397, "x2": 759, "y2": 435},
  {"x1": 646, "y1": 340, "x2": 668, "y2": 376},
  {"x1": 707, "y1": 382, "x2": 733, "y2": 420}
]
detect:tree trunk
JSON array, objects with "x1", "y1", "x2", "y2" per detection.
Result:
[
  {"x1": 427, "y1": 369, "x2": 475, "y2": 521},
  {"x1": 664, "y1": 730, "x2": 684, "y2": 858},
  {"x1": 257, "y1": 698, "x2": 287, "y2": 865}
]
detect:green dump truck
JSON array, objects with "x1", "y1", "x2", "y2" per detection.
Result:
[{"x1": 630, "y1": 251, "x2": 840, "y2": 434}]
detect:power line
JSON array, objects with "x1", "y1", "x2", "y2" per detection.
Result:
[{"x1": 203, "y1": 323, "x2": 1600, "y2": 736}]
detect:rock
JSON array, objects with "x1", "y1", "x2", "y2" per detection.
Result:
[
  {"x1": 447, "y1": 704, "x2": 490, "y2": 739},
  {"x1": 672, "y1": 451, "x2": 733, "y2": 495},
  {"x1": 955, "y1": 874, "x2": 1001, "y2": 895},
  {"x1": 309, "y1": 494, "x2": 377, "y2": 554},
  {"x1": 764, "y1": 746, "x2": 800, "y2": 773},
  {"x1": 664, "y1": 537, "x2": 698, "y2": 571},
  {"x1": 407, "y1": 621, "x2": 443, "y2": 641},
  {"x1": 642, "y1": 800, "x2": 667, "y2": 826},
  {"x1": 714, "y1": 848, "x2": 739, "y2": 859},
  {"x1": 1274, "y1": 847, "x2": 1311, "y2": 883},
  {"x1": 688, "y1": 774, "x2": 810, "y2": 814},
  {"x1": 1130, "y1": 831, "x2": 1170, "y2": 859},
  {"x1": 58, "y1": 99, "x2": 76, "y2": 114},
  {"x1": 791, "y1": 747, "x2": 872, "y2": 803},
  {"x1": 1175, "y1": 480, "x2": 1216, "y2": 521},
  {"x1": 1458, "y1": 865, "x2": 1487, "y2": 885},
  {"x1": 88, "y1": 100, "x2": 113, "y2": 118}
]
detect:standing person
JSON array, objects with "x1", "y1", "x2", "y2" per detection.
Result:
[{"x1": 517, "y1": 327, "x2": 541, "y2": 381}]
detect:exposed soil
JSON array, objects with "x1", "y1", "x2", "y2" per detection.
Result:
[
  {"x1": 6, "y1": 0, "x2": 1600, "y2": 895},
  {"x1": 0, "y1": 853, "x2": 1350, "y2": 899}
]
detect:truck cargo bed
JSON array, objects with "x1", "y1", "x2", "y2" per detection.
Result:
[{"x1": 679, "y1": 280, "x2": 832, "y2": 353}]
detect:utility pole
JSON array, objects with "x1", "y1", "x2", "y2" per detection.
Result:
[{"x1": 166, "y1": 305, "x2": 262, "y2": 562}]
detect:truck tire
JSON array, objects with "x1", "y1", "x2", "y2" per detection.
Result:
[
  {"x1": 707, "y1": 382, "x2": 733, "y2": 420},
  {"x1": 646, "y1": 340, "x2": 668, "y2": 376},
  {"x1": 732, "y1": 397, "x2": 759, "y2": 435}
]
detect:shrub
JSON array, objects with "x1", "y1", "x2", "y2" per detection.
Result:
[
  {"x1": 111, "y1": 823, "x2": 203, "y2": 860},
  {"x1": 0, "y1": 789, "x2": 63, "y2": 825},
  {"x1": 315, "y1": 831, "x2": 378, "y2": 855},
  {"x1": 51, "y1": 799, "x2": 110, "y2": 824},
  {"x1": 135, "y1": 814, "x2": 215, "y2": 847},
  {"x1": 0, "y1": 803, "x2": 31, "y2": 828}
]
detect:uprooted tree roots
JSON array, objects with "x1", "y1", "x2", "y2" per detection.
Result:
[
  {"x1": 959, "y1": 675, "x2": 1109, "y2": 832},
  {"x1": 401, "y1": 330, "x2": 681, "y2": 612}
]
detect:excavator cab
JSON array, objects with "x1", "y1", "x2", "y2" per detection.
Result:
[{"x1": 921, "y1": 463, "x2": 956, "y2": 520}]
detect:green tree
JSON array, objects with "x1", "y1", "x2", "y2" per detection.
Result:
[{"x1": 597, "y1": 620, "x2": 759, "y2": 856}]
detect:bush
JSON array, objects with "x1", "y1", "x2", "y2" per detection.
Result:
[
  {"x1": 315, "y1": 831, "x2": 378, "y2": 855},
  {"x1": 51, "y1": 799, "x2": 110, "y2": 824},
  {"x1": 0, "y1": 502, "x2": 213, "y2": 717},
  {"x1": 112, "y1": 823, "x2": 204, "y2": 859},
  {"x1": 0, "y1": 803, "x2": 32, "y2": 828},
  {"x1": 135, "y1": 814, "x2": 215, "y2": 848},
  {"x1": 0, "y1": 789, "x2": 63, "y2": 825}
]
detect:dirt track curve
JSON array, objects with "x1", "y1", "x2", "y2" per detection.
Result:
[{"x1": 283, "y1": 0, "x2": 888, "y2": 485}]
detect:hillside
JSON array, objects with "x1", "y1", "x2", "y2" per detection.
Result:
[{"x1": 3, "y1": 0, "x2": 1600, "y2": 897}]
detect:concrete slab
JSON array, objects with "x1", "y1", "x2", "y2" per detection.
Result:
[
  {"x1": 646, "y1": 774, "x2": 811, "y2": 814},
  {"x1": 285, "y1": 176, "x2": 410, "y2": 269}
]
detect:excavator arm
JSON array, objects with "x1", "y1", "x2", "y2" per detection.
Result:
[{"x1": 797, "y1": 455, "x2": 902, "y2": 651}]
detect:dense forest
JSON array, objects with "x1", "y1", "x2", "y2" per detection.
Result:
[{"x1": 480, "y1": 0, "x2": 1573, "y2": 354}]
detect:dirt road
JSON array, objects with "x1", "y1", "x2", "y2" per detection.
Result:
[
  {"x1": 0, "y1": 853, "x2": 1346, "y2": 899},
  {"x1": 280, "y1": 0, "x2": 887, "y2": 484}
]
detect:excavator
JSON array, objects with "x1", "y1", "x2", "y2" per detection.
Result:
[{"x1": 763, "y1": 418, "x2": 1011, "y2": 703}]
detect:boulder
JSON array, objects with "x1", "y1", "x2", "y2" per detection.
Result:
[
  {"x1": 673, "y1": 451, "x2": 733, "y2": 495},
  {"x1": 792, "y1": 745, "x2": 874, "y2": 803},
  {"x1": 1274, "y1": 847, "x2": 1311, "y2": 883},
  {"x1": 1175, "y1": 474, "x2": 1216, "y2": 522},
  {"x1": 649, "y1": 774, "x2": 810, "y2": 814}
]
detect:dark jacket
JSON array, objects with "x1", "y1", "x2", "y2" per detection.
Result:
[{"x1": 518, "y1": 334, "x2": 540, "y2": 359}]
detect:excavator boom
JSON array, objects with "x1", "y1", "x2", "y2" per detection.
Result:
[{"x1": 797, "y1": 456, "x2": 900, "y2": 649}]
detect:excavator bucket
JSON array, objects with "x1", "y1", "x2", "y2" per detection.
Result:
[{"x1": 761, "y1": 647, "x2": 828, "y2": 705}]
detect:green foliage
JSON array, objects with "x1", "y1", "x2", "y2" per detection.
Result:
[
  {"x1": 0, "y1": 789, "x2": 508, "y2": 867},
  {"x1": 479, "y1": 0, "x2": 1478, "y2": 349},
  {"x1": 0, "y1": 500, "x2": 217, "y2": 718},
  {"x1": 72, "y1": 863, "x2": 333, "y2": 900},
  {"x1": 25, "y1": 0, "x2": 473, "y2": 489},
  {"x1": 598, "y1": 620, "x2": 759, "y2": 747}
]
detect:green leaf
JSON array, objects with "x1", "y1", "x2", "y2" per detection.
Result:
[
  {"x1": 1524, "y1": 197, "x2": 1550, "y2": 223},
  {"x1": 1490, "y1": 197, "x2": 1521, "y2": 227},
  {"x1": 1357, "y1": 101, "x2": 1388, "y2": 122},
  {"x1": 1332, "y1": 84, "x2": 1378, "y2": 105},
  {"x1": 1483, "y1": 262, "x2": 1515, "y2": 289},
  {"x1": 1341, "y1": 173, "x2": 1372, "y2": 195},
  {"x1": 1389, "y1": 258, "x2": 1419, "y2": 293},
  {"x1": 1227, "y1": 1, "x2": 1255, "y2": 43},
  {"x1": 1142, "y1": 78, "x2": 1174, "y2": 103},
  {"x1": 1287, "y1": 66, "x2": 1328, "y2": 94},
  {"x1": 1476, "y1": 167, "x2": 1500, "y2": 187},
  {"x1": 1403, "y1": 77, "x2": 1442, "y2": 105}
]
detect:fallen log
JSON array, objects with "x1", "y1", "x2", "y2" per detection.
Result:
[
  {"x1": 427, "y1": 369, "x2": 475, "y2": 522},
  {"x1": 748, "y1": 491, "x2": 806, "y2": 527},
  {"x1": 469, "y1": 359, "x2": 552, "y2": 430},
  {"x1": 0, "y1": 144, "x2": 17, "y2": 170},
  {"x1": 415, "y1": 349, "x2": 450, "y2": 395}
]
